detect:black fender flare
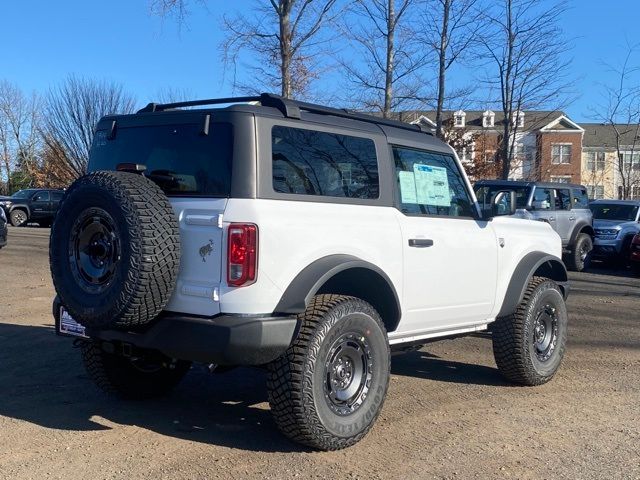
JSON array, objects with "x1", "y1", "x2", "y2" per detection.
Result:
[
  {"x1": 273, "y1": 254, "x2": 401, "y2": 319},
  {"x1": 8, "y1": 204, "x2": 30, "y2": 218},
  {"x1": 498, "y1": 252, "x2": 568, "y2": 318},
  {"x1": 568, "y1": 222, "x2": 594, "y2": 247}
]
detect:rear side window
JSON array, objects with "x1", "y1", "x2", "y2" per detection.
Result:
[
  {"x1": 51, "y1": 191, "x2": 64, "y2": 201},
  {"x1": 89, "y1": 123, "x2": 233, "y2": 197},
  {"x1": 392, "y1": 146, "x2": 475, "y2": 217},
  {"x1": 271, "y1": 126, "x2": 379, "y2": 199},
  {"x1": 572, "y1": 188, "x2": 589, "y2": 208}
]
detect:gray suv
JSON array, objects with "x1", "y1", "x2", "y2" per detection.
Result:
[
  {"x1": 475, "y1": 181, "x2": 594, "y2": 271},
  {"x1": 589, "y1": 200, "x2": 640, "y2": 263}
]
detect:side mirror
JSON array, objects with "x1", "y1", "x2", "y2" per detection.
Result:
[{"x1": 489, "y1": 190, "x2": 517, "y2": 217}]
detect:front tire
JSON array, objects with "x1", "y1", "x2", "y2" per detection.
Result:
[
  {"x1": 267, "y1": 295, "x2": 390, "y2": 450},
  {"x1": 10, "y1": 209, "x2": 27, "y2": 227},
  {"x1": 81, "y1": 341, "x2": 191, "y2": 399},
  {"x1": 492, "y1": 277, "x2": 567, "y2": 386},
  {"x1": 565, "y1": 233, "x2": 592, "y2": 272}
]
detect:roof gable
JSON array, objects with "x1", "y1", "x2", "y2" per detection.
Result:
[{"x1": 539, "y1": 115, "x2": 584, "y2": 132}]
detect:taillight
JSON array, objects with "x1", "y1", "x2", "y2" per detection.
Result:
[{"x1": 227, "y1": 224, "x2": 258, "y2": 287}]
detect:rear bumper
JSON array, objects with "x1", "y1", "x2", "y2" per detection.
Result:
[{"x1": 53, "y1": 299, "x2": 298, "y2": 365}]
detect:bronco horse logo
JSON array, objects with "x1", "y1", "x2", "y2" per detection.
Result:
[{"x1": 199, "y1": 239, "x2": 214, "y2": 262}]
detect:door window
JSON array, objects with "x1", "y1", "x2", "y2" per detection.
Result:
[
  {"x1": 555, "y1": 189, "x2": 571, "y2": 210},
  {"x1": 392, "y1": 146, "x2": 475, "y2": 217},
  {"x1": 33, "y1": 191, "x2": 50, "y2": 202},
  {"x1": 51, "y1": 191, "x2": 64, "y2": 202},
  {"x1": 532, "y1": 188, "x2": 553, "y2": 210}
]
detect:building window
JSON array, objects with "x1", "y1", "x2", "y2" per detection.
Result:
[
  {"x1": 550, "y1": 175, "x2": 571, "y2": 184},
  {"x1": 586, "y1": 151, "x2": 606, "y2": 171},
  {"x1": 552, "y1": 144, "x2": 572, "y2": 164},
  {"x1": 632, "y1": 186, "x2": 640, "y2": 200},
  {"x1": 513, "y1": 111, "x2": 525, "y2": 128},
  {"x1": 587, "y1": 185, "x2": 605, "y2": 199},
  {"x1": 620, "y1": 151, "x2": 640, "y2": 171},
  {"x1": 482, "y1": 110, "x2": 495, "y2": 128},
  {"x1": 454, "y1": 110, "x2": 466, "y2": 128}
]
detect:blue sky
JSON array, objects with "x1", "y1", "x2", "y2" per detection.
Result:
[{"x1": 1, "y1": 0, "x2": 639, "y2": 121}]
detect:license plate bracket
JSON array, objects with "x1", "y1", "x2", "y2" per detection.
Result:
[{"x1": 57, "y1": 307, "x2": 88, "y2": 339}]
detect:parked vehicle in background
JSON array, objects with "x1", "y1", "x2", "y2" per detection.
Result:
[
  {"x1": 0, "y1": 207, "x2": 7, "y2": 249},
  {"x1": 0, "y1": 189, "x2": 65, "y2": 227},
  {"x1": 475, "y1": 180, "x2": 594, "y2": 271},
  {"x1": 589, "y1": 200, "x2": 640, "y2": 264},
  {"x1": 49, "y1": 93, "x2": 569, "y2": 451},
  {"x1": 629, "y1": 234, "x2": 640, "y2": 273}
]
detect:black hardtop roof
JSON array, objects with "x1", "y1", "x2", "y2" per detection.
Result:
[
  {"x1": 98, "y1": 93, "x2": 453, "y2": 153},
  {"x1": 475, "y1": 179, "x2": 587, "y2": 190}
]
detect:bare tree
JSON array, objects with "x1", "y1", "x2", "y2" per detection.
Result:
[
  {"x1": 221, "y1": 0, "x2": 340, "y2": 99},
  {"x1": 478, "y1": 0, "x2": 572, "y2": 179},
  {"x1": 421, "y1": 0, "x2": 483, "y2": 138},
  {"x1": 591, "y1": 45, "x2": 640, "y2": 200},
  {"x1": 0, "y1": 81, "x2": 40, "y2": 194},
  {"x1": 42, "y1": 76, "x2": 136, "y2": 178},
  {"x1": 342, "y1": 0, "x2": 428, "y2": 117}
]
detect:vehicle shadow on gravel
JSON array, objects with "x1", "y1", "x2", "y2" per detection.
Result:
[
  {"x1": 0, "y1": 322, "x2": 307, "y2": 453},
  {"x1": 391, "y1": 349, "x2": 510, "y2": 387}
]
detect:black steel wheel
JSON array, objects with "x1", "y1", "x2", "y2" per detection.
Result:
[
  {"x1": 492, "y1": 276, "x2": 568, "y2": 385},
  {"x1": 267, "y1": 295, "x2": 390, "y2": 451}
]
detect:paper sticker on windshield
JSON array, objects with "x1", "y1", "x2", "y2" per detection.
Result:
[
  {"x1": 398, "y1": 171, "x2": 418, "y2": 204},
  {"x1": 413, "y1": 164, "x2": 450, "y2": 207}
]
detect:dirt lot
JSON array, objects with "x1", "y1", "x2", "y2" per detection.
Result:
[{"x1": 0, "y1": 226, "x2": 638, "y2": 480}]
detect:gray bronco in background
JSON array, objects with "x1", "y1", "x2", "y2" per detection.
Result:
[
  {"x1": 589, "y1": 199, "x2": 640, "y2": 263},
  {"x1": 475, "y1": 180, "x2": 594, "y2": 272}
]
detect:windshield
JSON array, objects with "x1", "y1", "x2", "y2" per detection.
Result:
[
  {"x1": 590, "y1": 203, "x2": 639, "y2": 221},
  {"x1": 11, "y1": 189, "x2": 36, "y2": 199},
  {"x1": 474, "y1": 185, "x2": 530, "y2": 209},
  {"x1": 89, "y1": 122, "x2": 233, "y2": 197}
]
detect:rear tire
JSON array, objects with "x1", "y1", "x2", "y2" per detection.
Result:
[
  {"x1": 565, "y1": 233, "x2": 592, "y2": 272},
  {"x1": 10, "y1": 209, "x2": 27, "y2": 227},
  {"x1": 81, "y1": 341, "x2": 191, "y2": 400},
  {"x1": 492, "y1": 277, "x2": 567, "y2": 386},
  {"x1": 267, "y1": 295, "x2": 390, "y2": 450}
]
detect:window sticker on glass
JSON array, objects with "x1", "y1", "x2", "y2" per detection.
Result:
[
  {"x1": 398, "y1": 171, "x2": 418, "y2": 204},
  {"x1": 413, "y1": 164, "x2": 450, "y2": 206}
]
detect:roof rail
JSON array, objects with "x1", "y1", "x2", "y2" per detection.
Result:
[{"x1": 137, "y1": 93, "x2": 432, "y2": 135}]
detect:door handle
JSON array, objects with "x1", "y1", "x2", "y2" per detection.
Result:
[
  {"x1": 408, "y1": 238, "x2": 434, "y2": 248},
  {"x1": 548, "y1": 217, "x2": 555, "y2": 221},
  {"x1": 569, "y1": 216, "x2": 576, "y2": 221}
]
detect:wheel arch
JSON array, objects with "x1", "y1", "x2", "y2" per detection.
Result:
[
  {"x1": 9, "y1": 204, "x2": 30, "y2": 217},
  {"x1": 568, "y1": 222, "x2": 594, "y2": 247},
  {"x1": 498, "y1": 251, "x2": 568, "y2": 318},
  {"x1": 273, "y1": 254, "x2": 402, "y2": 333}
]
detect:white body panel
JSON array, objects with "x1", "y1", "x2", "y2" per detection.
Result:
[{"x1": 172, "y1": 197, "x2": 563, "y2": 344}]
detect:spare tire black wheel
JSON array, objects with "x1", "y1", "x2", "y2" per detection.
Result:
[{"x1": 50, "y1": 171, "x2": 181, "y2": 330}]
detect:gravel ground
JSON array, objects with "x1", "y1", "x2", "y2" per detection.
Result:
[{"x1": 0, "y1": 226, "x2": 639, "y2": 480}]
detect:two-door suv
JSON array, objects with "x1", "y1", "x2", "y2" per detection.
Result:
[{"x1": 50, "y1": 94, "x2": 569, "y2": 450}]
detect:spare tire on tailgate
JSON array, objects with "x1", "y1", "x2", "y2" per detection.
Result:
[{"x1": 50, "y1": 171, "x2": 181, "y2": 330}]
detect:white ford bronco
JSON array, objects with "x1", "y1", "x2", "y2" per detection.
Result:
[{"x1": 50, "y1": 94, "x2": 569, "y2": 450}]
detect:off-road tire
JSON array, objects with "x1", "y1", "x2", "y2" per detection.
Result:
[
  {"x1": 81, "y1": 340, "x2": 191, "y2": 399},
  {"x1": 565, "y1": 233, "x2": 592, "y2": 272},
  {"x1": 10, "y1": 209, "x2": 27, "y2": 227},
  {"x1": 267, "y1": 295, "x2": 390, "y2": 451},
  {"x1": 50, "y1": 171, "x2": 180, "y2": 330},
  {"x1": 492, "y1": 277, "x2": 567, "y2": 386}
]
